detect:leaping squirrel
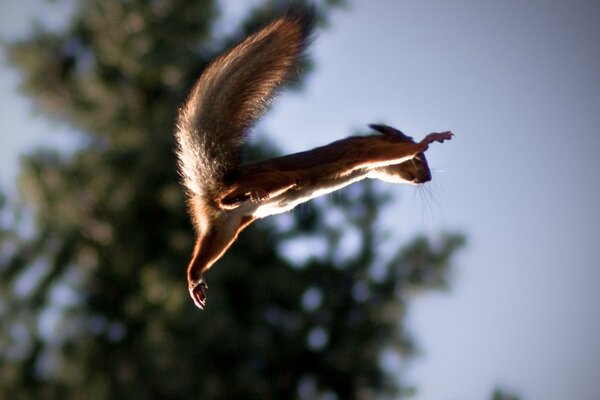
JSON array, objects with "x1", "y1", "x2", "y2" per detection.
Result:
[{"x1": 175, "y1": 7, "x2": 453, "y2": 309}]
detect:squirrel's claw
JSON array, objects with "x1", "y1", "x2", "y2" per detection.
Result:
[
  {"x1": 249, "y1": 189, "x2": 270, "y2": 202},
  {"x1": 219, "y1": 188, "x2": 270, "y2": 209},
  {"x1": 190, "y1": 279, "x2": 208, "y2": 310}
]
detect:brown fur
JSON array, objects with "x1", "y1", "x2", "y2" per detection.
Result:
[{"x1": 174, "y1": 9, "x2": 453, "y2": 309}]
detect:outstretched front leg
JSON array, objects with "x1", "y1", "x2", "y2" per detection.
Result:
[
  {"x1": 218, "y1": 130, "x2": 454, "y2": 209},
  {"x1": 349, "y1": 131, "x2": 454, "y2": 171},
  {"x1": 421, "y1": 131, "x2": 453, "y2": 149}
]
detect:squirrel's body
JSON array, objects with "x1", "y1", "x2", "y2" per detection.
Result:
[{"x1": 175, "y1": 7, "x2": 453, "y2": 309}]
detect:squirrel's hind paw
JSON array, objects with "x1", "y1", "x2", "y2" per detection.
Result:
[
  {"x1": 190, "y1": 280, "x2": 208, "y2": 310},
  {"x1": 249, "y1": 189, "x2": 270, "y2": 202}
]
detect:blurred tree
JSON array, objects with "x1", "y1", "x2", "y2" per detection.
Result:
[
  {"x1": 491, "y1": 388, "x2": 521, "y2": 400},
  {"x1": 0, "y1": 1, "x2": 464, "y2": 399}
]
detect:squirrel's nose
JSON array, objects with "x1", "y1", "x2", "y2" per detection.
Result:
[{"x1": 413, "y1": 172, "x2": 432, "y2": 184}]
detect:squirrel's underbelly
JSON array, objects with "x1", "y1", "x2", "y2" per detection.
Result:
[{"x1": 250, "y1": 170, "x2": 368, "y2": 219}]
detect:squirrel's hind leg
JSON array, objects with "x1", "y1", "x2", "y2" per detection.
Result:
[{"x1": 219, "y1": 174, "x2": 297, "y2": 209}]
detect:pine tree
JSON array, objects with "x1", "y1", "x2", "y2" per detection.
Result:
[{"x1": 1, "y1": 1, "x2": 464, "y2": 399}]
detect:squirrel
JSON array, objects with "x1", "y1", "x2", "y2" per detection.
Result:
[{"x1": 174, "y1": 7, "x2": 453, "y2": 309}]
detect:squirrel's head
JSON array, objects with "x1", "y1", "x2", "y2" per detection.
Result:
[{"x1": 368, "y1": 124, "x2": 432, "y2": 185}]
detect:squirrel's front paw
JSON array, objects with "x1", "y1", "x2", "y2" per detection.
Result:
[{"x1": 428, "y1": 131, "x2": 453, "y2": 144}]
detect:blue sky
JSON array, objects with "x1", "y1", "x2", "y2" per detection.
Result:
[{"x1": 2, "y1": 1, "x2": 600, "y2": 399}]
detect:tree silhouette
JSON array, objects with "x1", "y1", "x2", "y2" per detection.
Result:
[{"x1": 1, "y1": 1, "x2": 465, "y2": 399}]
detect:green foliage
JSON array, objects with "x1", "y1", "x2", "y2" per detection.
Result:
[
  {"x1": 491, "y1": 388, "x2": 521, "y2": 400},
  {"x1": 1, "y1": 1, "x2": 465, "y2": 399}
]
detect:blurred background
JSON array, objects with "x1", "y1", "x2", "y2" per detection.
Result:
[{"x1": 1, "y1": 1, "x2": 599, "y2": 399}]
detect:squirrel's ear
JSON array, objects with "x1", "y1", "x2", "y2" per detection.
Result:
[{"x1": 368, "y1": 124, "x2": 413, "y2": 141}]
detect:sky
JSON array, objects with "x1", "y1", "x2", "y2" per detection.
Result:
[{"x1": 2, "y1": 1, "x2": 600, "y2": 399}]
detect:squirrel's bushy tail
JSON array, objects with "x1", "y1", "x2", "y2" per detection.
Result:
[{"x1": 175, "y1": 7, "x2": 315, "y2": 199}]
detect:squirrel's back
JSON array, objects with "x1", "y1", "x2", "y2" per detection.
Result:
[{"x1": 175, "y1": 7, "x2": 315, "y2": 202}]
